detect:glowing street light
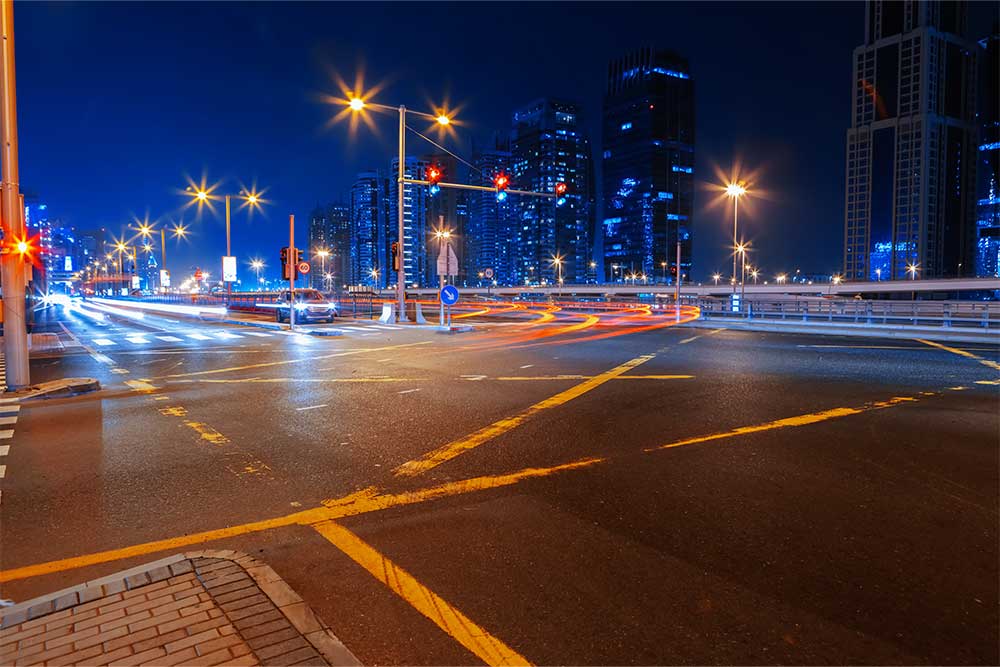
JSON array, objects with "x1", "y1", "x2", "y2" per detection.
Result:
[
  {"x1": 906, "y1": 263, "x2": 919, "y2": 280},
  {"x1": 249, "y1": 259, "x2": 264, "y2": 288},
  {"x1": 725, "y1": 180, "x2": 748, "y2": 294},
  {"x1": 349, "y1": 97, "x2": 365, "y2": 111},
  {"x1": 776, "y1": 273, "x2": 787, "y2": 284},
  {"x1": 315, "y1": 249, "x2": 331, "y2": 291},
  {"x1": 712, "y1": 272, "x2": 721, "y2": 285}
]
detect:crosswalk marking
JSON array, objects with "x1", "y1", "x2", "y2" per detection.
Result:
[
  {"x1": 0, "y1": 405, "x2": 20, "y2": 414},
  {"x1": 0, "y1": 445, "x2": 8, "y2": 456},
  {"x1": 0, "y1": 416, "x2": 17, "y2": 426},
  {"x1": 242, "y1": 331, "x2": 273, "y2": 337},
  {"x1": 93, "y1": 338, "x2": 115, "y2": 346},
  {"x1": 370, "y1": 324, "x2": 402, "y2": 331},
  {"x1": 214, "y1": 332, "x2": 242, "y2": 339},
  {"x1": 0, "y1": 430, "x2": 13, "y2": 440},
  {"x1": 187, "y1": 333, "x2": 211, "y2": 340},
  {"x1": 156, "y1": 335, "x2": 182, "y2": 342},
  {"x1": 125, "y1": 336, "x2": 150, "y2": 344},
  {"x1": 341, "y1": 326, "x2": 369, "y2": 332}
]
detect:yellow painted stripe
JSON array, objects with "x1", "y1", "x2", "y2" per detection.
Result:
[
  {"x1": 191, "y1": 377, "x2": 424, "y2": 384},
  {"x1": 916, "y1": 338, "x2": 1000, "y2": 372},
  {"x1": 0, "y1": 458, "x2": 602, "y2": 584},
  {"x1": 493, "y1": 374, "x2": 691, "y2": 381},
  {"x1": 124, "y1": 379, "x2": 157, "y2": 393},
  {"x1": 323, "y1": 457, "x2": 603, "y2": 515},
  {"x1": 0, "y1": 508, "x2": 329, "y2": 584},
  {"x1": 645, "y1": 396, "x2": 919, "y2": 452},
  {"x1": 312, "y1": 521, "x2": 531, "y2": 666},
  {"x1": 392, "y1": 354, "x2": 654, "y2": 477},
  {"x1": 156, "y1": 341, "x2": 433, "y2": 379}
]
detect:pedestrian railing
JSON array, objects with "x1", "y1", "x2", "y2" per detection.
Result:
[{"x1": 696, "y1": 297, "x2": 1000, "y2": 330}]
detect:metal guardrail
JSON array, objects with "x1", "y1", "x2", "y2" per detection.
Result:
[{"x1": 697, "y1": 297, "x2": 1000, "y2": 330}]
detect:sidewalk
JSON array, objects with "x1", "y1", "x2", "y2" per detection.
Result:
[{"x1": 0, "y1": 551, "x2": 359, "y2": 667}]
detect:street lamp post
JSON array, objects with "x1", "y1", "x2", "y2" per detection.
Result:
[
  {"x1": 316, "y1": 249, "x2": 329, "y2": 292},
  {"x1": 187, "y1": 186, "x2": 261, "y2": 305},
  {"x1": 726, "y1": 182, "x2": 747, "y2": 294}
]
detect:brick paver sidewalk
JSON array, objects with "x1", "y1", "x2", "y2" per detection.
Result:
[{"x1": 0, "y1": 550, "x2": 359, "y2": 666}]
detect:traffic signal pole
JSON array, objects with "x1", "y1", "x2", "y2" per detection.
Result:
[
  {"x1": 396, "y1": 105, "x2": 407, "y2": 323},
  {"x1": 0, "y1": 0, "x2": 29, "y2": 389},
  {"x1": 288, "y1": 214, "x2": 295, "y2": 330}
]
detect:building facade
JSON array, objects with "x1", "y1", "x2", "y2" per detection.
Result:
[
  {"x1": 844, "y1": 0, "x2": 979, "y2": 280},
  {"x1": 307, "y1": 205, "x2": 330, "y2": 290},
  {"x1": 467, "y1": 144, "x2": 518, "y2": 285},
  {"x1": 388, "y1": 157, "x2": 432, "y2": 287},
  {"x1": 350, "y1": 172, "x2": 388, "y2": 288},
  {"x1": 511, "y1": 99, "x2": 594, "y2": 285},
  {"x1": 975, "y1": 24, "x2": 999, "y2": 277},
  {"x1": 601, "y1": 48, "x2": 695, "y2": 284}
]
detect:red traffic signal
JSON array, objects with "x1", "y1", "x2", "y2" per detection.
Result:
[
  {"x1": 493, "y1": 173, "x2": 509, "y2": 190},
  {"x1": 426, "y1": 166, "x2": 442, "y2": 184},
  {"x1": 554, "y1": 182, "x2": 567, "y2": 196}
]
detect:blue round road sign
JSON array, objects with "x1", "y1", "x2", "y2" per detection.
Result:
[{"x1": 440, "y1": 284, "x2": 459, "y2": 305}]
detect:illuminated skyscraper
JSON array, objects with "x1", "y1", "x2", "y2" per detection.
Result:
[
  {"x1": 467, "y1": 142, "x2": 517, "y2": 285},
  {"x1": 975, "y1": 24, "x2": 999, "y2": 277},
  {"x1": 511, "y1": 99, "x2": 594, "y2": 284},
  {"x1": 388, "y1": 157, "x2": 432, "y2": 287},
  {"x1": 844, "y1": 0, "x2": 978, "y2": 280},
  {"x1": 350, "y1": 172, "x2": 388, "y2": 287},
  {"x1": 601, "y1": 48, "x2": 694, "y2": 283}
]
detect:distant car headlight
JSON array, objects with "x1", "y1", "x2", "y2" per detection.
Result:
[{"x1": 294, "y1": 303, "x2": 307, "y2": 311}]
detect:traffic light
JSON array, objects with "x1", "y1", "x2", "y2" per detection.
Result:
[
  {"x1": 281, "y1": 246, "x2": 301, "y2": 280},
  {"x1": 426, "y1": 165, "x2": 442, "y2": 196},
  {"x1": 554, "y1": 181, "x2": 568, "y2": 207},
  {"x1": 3, "y1": 233, "x2": 42, "y2": 268},
  {"x1": 391, "y1": 241, "x2": 400, "y2": 271},
  {"x1": 494, "y1": 172, "x2": 509, "y2": 202}
]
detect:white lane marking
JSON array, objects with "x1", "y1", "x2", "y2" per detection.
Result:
[
  {"x1": 0, "y1": 405, "x2": 21, "y2": 414},
  {"x1": 296, "y1": 404, "x2": 328, "y2": 412},
  {"x1": 125, "y1": 336, "x2": 150, "y2": 344},
  {"x1": 215, "y1": 332, "x2": 242, "y2": 339},
  {"x1": 0, "y1": 430, "x2": 12, "y2": 440},
  {"x1": 709, "y1": 328, "x2": 725, "y2": 334},
  {"x1": 92, "y1": 353, "x2": 115, "y2": 364},
  {"x1": 397, "y1": 388, "x2": 421, "y2": 394},
  {"x1": 0, "y1": 464, "x2": 5, "y2": 478},
  {"x1": 0, "y1": 445, "x2": 9, "y2": 456},
  {"x1": 376, "y1": 358, "x2": 392, "y2": 363},
  {"x1": 187, "y1": 333, "x2": 211, "y2": 340},
  {"x1": 370, "y1": 324, "x2": 402, "y2": 331},
  {"x1": 156, "y1": 335, "x2": 182, "y2": 342},
  {"x1": 679, "y1": 336, "x2": 699, "y2": 344},
  {"x1": 520, "y1": 364, "x2": 534, "y2": 369},
  {"x1": 0, "y1": 416, "x2": 17, "y2": 426},
  {"x1": 461, "y1": 375, "x2": 487, "y2": 381},
  {"x1": 341, "y1": 326, "x2": 370, "y2": 332},
  {"x1": 110, "y1": 368, "x2": 130, "y2": 375},
  {"x1": 242, "y1": 331, "x2": 273, "y2": 337},
  {"x1": 93, "y1": 338, "x2": 116, "y2": 346},
  {"x1": 0, "y1": 397, "x2": 18, "y2": 404}
]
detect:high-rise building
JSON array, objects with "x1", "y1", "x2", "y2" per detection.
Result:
[
  {"x1": 350, "y1": 172, "x2": 388, "y2": 287},
  {"x1": 844, "y1": 0, "x2": 979, "y2": 280},
  {"x1": 424, "y1": 153, "x2": 468, "y2": 284},
  {"x1": 307, "y1": 205, "x2": 331, "y2": 290},
  {"x1": 601, "y1": 48, "x2": 695, "y2": 284},
  {"x1": 975, "y1": 23, "x2": 999, "y2": 277},
  {"x1": 388, "y1": 156, "x2": 432, "y2": 287},
  {"x1": 512, "y1": 99, "x2": 594, "y2": 285},
  {"x1": 467, "y1": 142, "x2": 518, "y2": 285},
  {"x1": 327, "y1": 203, "x2": 351, "y2": 289}
]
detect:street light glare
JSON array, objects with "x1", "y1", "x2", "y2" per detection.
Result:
[
  {"x1": 349, "y1": 97, "x2": 365, "y2": 111},
  {"x1": 726, "y1": 182, "x2": 747, "y2": 198},
  {"x1": 196, "y1": 190, "x2": 208, "y2": 202},
  {"x1": 436, "y1": 114, "x2": 451, "y2": 126}
]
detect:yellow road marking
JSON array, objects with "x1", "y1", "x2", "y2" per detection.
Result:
[
  {"x1": 0, "y1": 458, "x2": 600, "y2": 584},
  {"x1": 678, "y1": 336, "x2": 699, "y2": 344},
  {"x1": 392, "y1": 354, "x2": 654, "y2": 477},
  {"x1": 645, "y1": 396, "x2": 920, "y2": 452},
  {"x1": 915, "y1": 338, "x2": 1000, "y2": 372},
  {"x1": 155, "y1": 341, "x2": 433, "y2": 379},
  {"x1": 312, "y1": 521, "x2": 531, "y2": 666},
  {"x1": 186, "y1": 377, "x2": 424, "y2": 384},
  {"x1": 184, "y1": 421, "x2": 230, "y2": 445},
  {"x1": 124, "y1": 379, "x2": 157, "y2": 393},
  {"x1": 494, "y1": 374, "x2": 691, "y2": 381},
  {"x1": 975, "y1": 379, "x2": 1000, "y2": 385}
]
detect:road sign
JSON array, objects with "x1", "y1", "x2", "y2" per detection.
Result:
[
  {"x1": 298, "y1": 261, "x2": 311, "y2": 275},
  {"x1": 436, "y1": 245, "x2": 459, "y2": 277},
  {"x1": 440, "y1": 284, "x2": 459, "y2": 306},
  {"x1": 222, "y1": 256, "x2": 237, "y2": 283},
  {"x1": 483, "y1": 267, "x2": 494, "y2": 279},
  {"x1": 159, "y1": 269, "x2": 171, "y2": 288}
]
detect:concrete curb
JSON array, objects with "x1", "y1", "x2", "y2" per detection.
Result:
[
  {"x1": 3, "y1": 377, "x2": 101, "y2": 401},
  {"x1": 0, "y1": 550, "x2": 361, "y2": 666},
  {"x1": 435, "y1": 325, "x2": 475, "y2": 334},
  {"x1": 685, "y1": 318, "x2": 1000, "y2": 344},
  {"x1": 221, "y1": 318, "x2": 286, "y2": 331}
]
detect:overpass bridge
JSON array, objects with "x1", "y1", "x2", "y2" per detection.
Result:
[{"x1": 406, "y1": 277, "x2": 1000, "y2": 299}]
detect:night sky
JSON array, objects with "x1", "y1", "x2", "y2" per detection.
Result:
[{"x1": 14, "y1": 1, "x2": 987, "y2": 282}]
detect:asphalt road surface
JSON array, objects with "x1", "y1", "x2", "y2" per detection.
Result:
[{"x1": 2, "y1": 298, "x2": 997, "y2": 665}]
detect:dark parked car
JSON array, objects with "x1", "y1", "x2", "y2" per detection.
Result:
[{"x1": 274, "y1": 289, "x2": 337, "y2": 323}]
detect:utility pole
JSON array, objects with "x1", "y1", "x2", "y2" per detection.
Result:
[
  {"x1": 396, "y1": 105, "x2": 407, "y2": 323},
  {"x1": 0, "y1": 0, "x2": 28, "y2": 389}
]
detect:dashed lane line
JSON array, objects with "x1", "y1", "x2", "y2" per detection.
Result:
[
  {"x1": 155, "y1": 335, "x2": 182, "y2": 342},
  {"x1": 296, "y1": 404, "x2": 328, "y2": 412},
  {"x1": 678, "y1": 336, "x2": 699, "y2": 344},
  {"x1": 153, "y1": 341, "x2": 434, "y2": 379},
  {"x1": 187, "y1": 333, "x2": 211, "y2": 340},
  {"x1": 93, "y1": 338, "x2": 115, "y2": 346},
  {"x1": 915, "y1": 338, "x2": 1000, "y2": 373}
]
